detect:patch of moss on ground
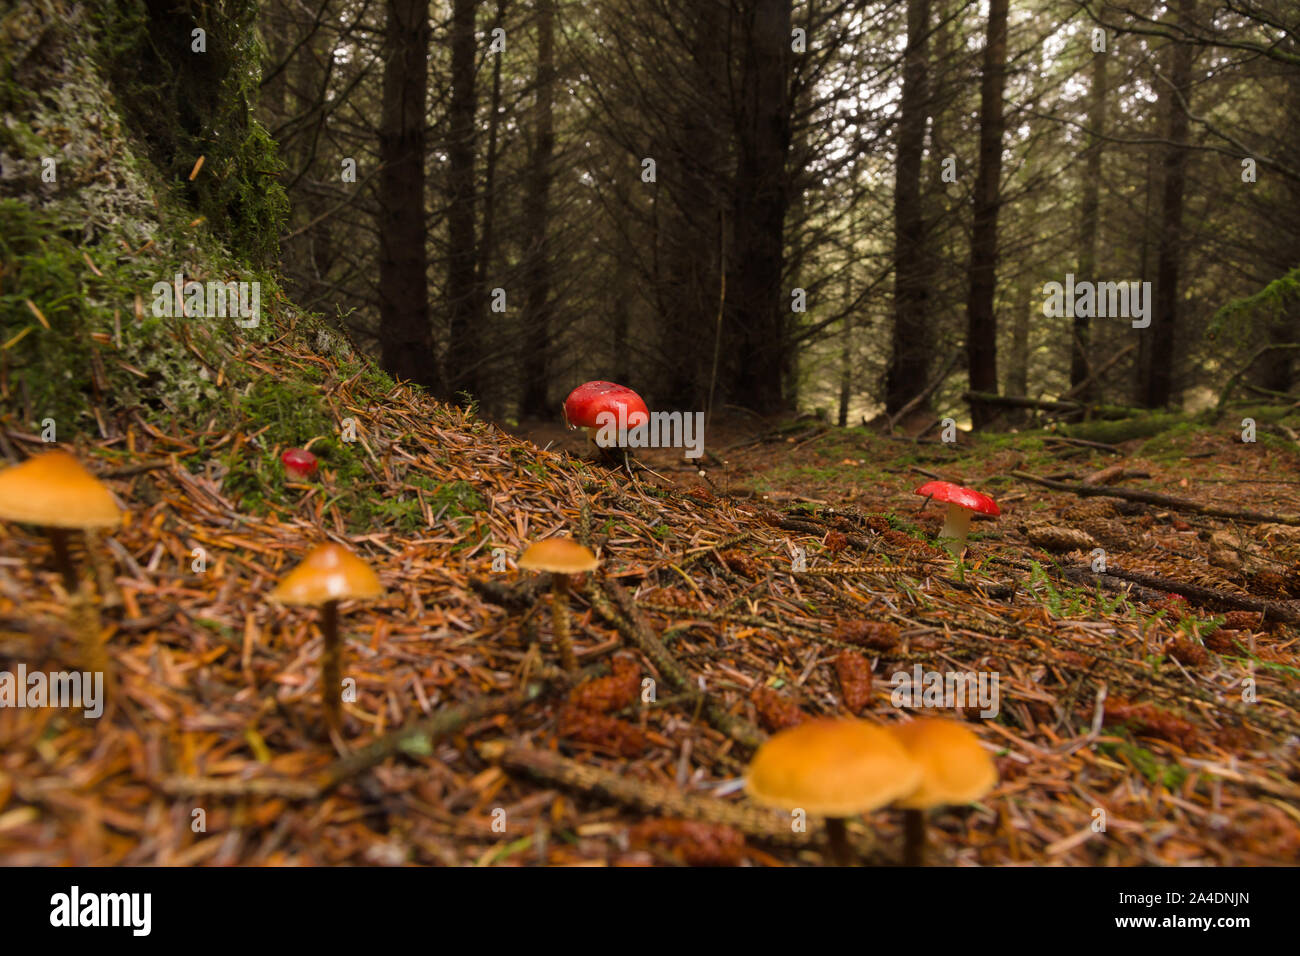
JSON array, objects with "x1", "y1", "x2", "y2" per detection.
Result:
[
  {"x1": 1098, "y1": 738, "x2": 1189, "y2": 790},
  {"x1": 1055, "y1": 412, "x2": 1188, "y2": 444},
  {"x1": 1136, "y1": 421, "x2": 1201, "y2": 459}
]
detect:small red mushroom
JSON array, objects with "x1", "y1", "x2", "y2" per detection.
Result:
[
  {"x1": 563, "y1": 381, "x2": 649, "y2": 455},
  {"x1": 281, "y1": 447, "x2": 319, "y2": 481},
  {"x1": 913, "y1": 480, "x2": 999, "y2": 550}
]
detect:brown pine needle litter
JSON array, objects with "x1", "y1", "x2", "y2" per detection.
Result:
[{"x1": 1, "y1": 337, "x2": 1299, "y2": 866}]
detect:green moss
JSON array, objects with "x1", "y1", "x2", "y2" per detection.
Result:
[
  {"x1": 1055, "y1": 412, "x2": 1188, "y2": 444},
  {"x1": 1136, "y1": 421, "x2": 1200, "y2": 458},
  {"x1": 216, "y1": 376, "x2": 369, "y2": 516},
  {"x1": 429, "y1": 480, "x2": 486, "y2": 518},
  {"x1": 1209, "y1": 265, "x2": 1300, "y2": 345},
  {"x1": 91, "y1": 0, "x2": 287, "y2": 264},
  {"x1": 1098, "y1": 739, "x2": 1188, "y2": 790},
  {"x1": 0, "y1": 202, "x2": 97, "y2": 427}
]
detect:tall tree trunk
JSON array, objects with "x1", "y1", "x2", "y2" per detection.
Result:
[
  {"x1": 838, "y1": 266, "x2": 853, "y2": 427},
  {"x1": 724, "y1": 0, "x2": 794, "y2": 415},
  {"x1": 1006, "y1": 283, "x2": 1030, "y2": 399},
  {"x1": 1072, "y1": 45, "x2": 1108, "y2": 399},
  {"x1": 965, "y1": 0, "x2": 1009, "y2": 430},
  {"x1": 476, "y1": 0, "x2": 506, "y2": 415},
  {"x1": 520, "y1": 0, "x2": 557, "y2": 417},
  {"x1": 885, "y1": 0, "x2": 931, "y2": 415},
  {"x1": 377, "y1": 0, "x2": 436, "y2": 389},
  {"x1": 656, "y1": 0, "x2": 725, "y2": 409},
  {"x1": 610, "y1": 155, "x2": 633, "y2": 384},
  {"x1": 446, "y1": 0, "x2": 481, "y2": 401},
  {"x1": 1141, "y1": 0, "x2": 1195, "y2": 409}
]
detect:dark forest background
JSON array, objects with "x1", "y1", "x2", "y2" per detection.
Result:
[{"x1": 257, "y1": 0, "x2": 1300, "y2": 429}]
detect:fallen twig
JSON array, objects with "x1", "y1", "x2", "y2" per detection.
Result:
[{"x1": 1011, "y1": 470, "x2": 1300, "y2": 525}]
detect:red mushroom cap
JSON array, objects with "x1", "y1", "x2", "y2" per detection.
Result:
[
  {"x1": 281, "y1": 447, "x2": 319, "y2": 480},
  {"x1": 562, "y1": 381, "x2": 649, "y2": 430},
  {"x1": 913, "y1": 480, "x2": 1000, "y2": 516}
]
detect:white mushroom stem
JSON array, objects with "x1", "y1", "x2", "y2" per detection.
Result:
[{"x1": 937, "y1": 504, "x2": 974, "y2": 547}]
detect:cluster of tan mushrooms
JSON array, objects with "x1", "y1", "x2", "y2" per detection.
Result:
[{"x1": 746, "y1": 716, "x2": 997, "y2": 865}]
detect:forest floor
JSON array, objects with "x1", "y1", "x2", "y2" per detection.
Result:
[{"x1": 3, "y1": 332, "x2": 1299, "y2": 866}]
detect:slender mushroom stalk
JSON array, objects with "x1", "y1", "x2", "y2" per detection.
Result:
[
  {"x1": 518, "y1": 538, "x2": 600, "y2": 673},
  {"x1": 319, "y1": 598, "x2": 342, "y2": 734},
  {"x1": 823, "y1": 817, "x2": 853, "y2": 867},
  {"x1": 68, "y1": 586, "x2": 109, "y2": 689},
  {"x1": 549, "y1": 573, "x2": 577, "y2": 672},
  {"x1": 746, "y1": 718, "x2": 922, "y2": 868},
  {"x1": 46, "y1": 526, "x2": 79, "y2": 593},
  {"x1": 902, "y1": 808, "x2": 928, "y2": 866},
  {"x1": 271, "y1": 543, "x2": 383, "y2": 745},
  {"x1": 886, "y1": 718, "x2": 998, "y2": 867}
]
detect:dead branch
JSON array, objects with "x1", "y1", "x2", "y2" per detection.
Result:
[{"x1": 1011, "y1": 470, "x2": 1300, "y2": 526}]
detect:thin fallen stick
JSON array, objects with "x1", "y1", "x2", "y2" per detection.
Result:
[
  {"x1": 1081, "y1": 565, "x2": 1300, "y2": 624},
  {"x1": 1010, "y1": 470, "x2": 1300, "y2": 525},
  {"x1": 159, "y1": 776, "x2": 320, "y2": 800},
  {"x1": 1043, "y1": 436, "x2": 1122, "y2": 455},
  {"x1": 588, "y1": 578, "x2": 767, "y2": 751},
  {"x1": 157, "y1": 683, "x2": 553, "y2": 801},
  {"x1": 316, "y1": 681, "x2": 550, "y2": 792}
]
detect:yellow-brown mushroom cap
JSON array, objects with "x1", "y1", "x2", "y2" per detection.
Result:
[
  {"x1": 887, "y1": 718, "x2": 997, "y2": 809},
  {"x1": 746, "y1": 718, "x2": 923, "y2": 817},
  {"x1": 270, "y1": 543, "x2": 383, "y2": 606},
  {"x1": 517, "y1": 537, "x2": 599, "y2": 574},
  {"x1": 0, "y1": 450, "x2": 121, "y2": 529}
]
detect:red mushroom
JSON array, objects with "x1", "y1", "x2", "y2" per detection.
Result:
[
  {"x1": 281, "y1": 447, "x2": 319, "y2": 481},
  {"x1": 913, "y1": 480, "x2": 999, "y2": 550},
  {"x1": 562, "y1": 381, "x2": 649, "y2": 456}
]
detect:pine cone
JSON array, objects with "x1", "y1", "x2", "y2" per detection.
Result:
[{"x1": 1025, "y1": 524, "x2": 1099, "y2": 552}]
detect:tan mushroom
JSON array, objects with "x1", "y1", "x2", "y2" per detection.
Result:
[
  {"x1": 747, "y1": 718, "x2": 922, "y2": 865},
  {"x1": 518, "y1": 538, "x2": 599, "y2": 672},
  {"x1": 887, "y1": 718, "x2": 997, "y2": 865},
  {"x1": 0, "y1": 450, "x2": 121, "y2": 592},
  {"x1": 271, "y1": 543, "x2": 382, "y2": 739}
]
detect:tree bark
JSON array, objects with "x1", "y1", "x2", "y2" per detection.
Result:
[
  {"x1": 377, "y1": 0, "x2": 437, "y2": 390},
  {"x1": 519, "y1": 0, "x2": 557, "y2": 416},
  {"x1": 1072, "y1": 45, "x2": 1108, "y2": 399},
  {"x1": 446, "y1": 0, "x2": 482, "y2": 401},
  {"x1": 885, "y1": 0, "x2": 932, "y2": 415},
  {"x1": 724, "y1": 0, "x2": 794, "y2": 415},
  {"x1": 476, "y1": 0, "x2": 506, "y2": 415},
  {"x1": 838, "y1": 267, "x2": 853, "y2": 427},
  {"x1": 1140, "y1": 0, "x2": 1195, "y2": 409},
  {"x1": 965, "y1": 0, "x2": 1009, "y2": 430}
]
